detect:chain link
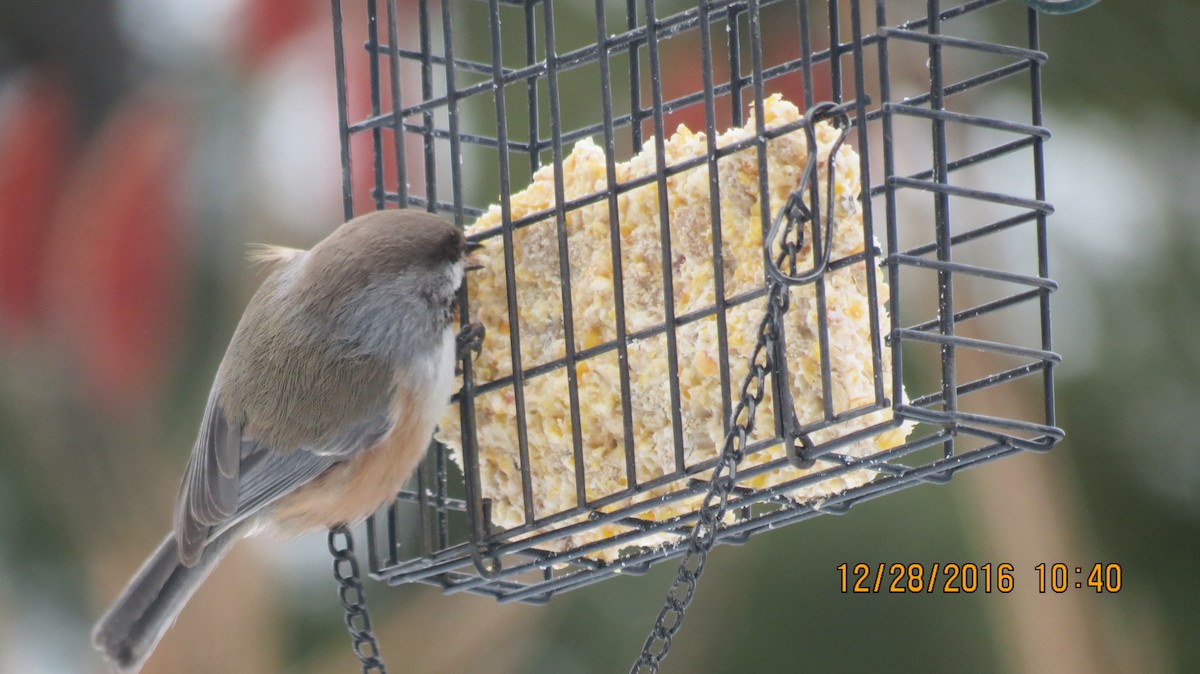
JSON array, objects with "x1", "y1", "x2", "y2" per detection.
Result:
[
  {"x1": 329, "y1": 524, "x2": 388, "y2": 674},
  {"x1": 630, "y1": 103, "x2": 849, "y2": 674}
]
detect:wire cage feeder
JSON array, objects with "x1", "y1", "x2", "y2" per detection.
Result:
[{"x1": 329, "y1": 0, "x2": 1064, "y2": 604}]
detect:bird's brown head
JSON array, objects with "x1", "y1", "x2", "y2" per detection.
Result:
[
  {"x1": 311, "y1": 209, "x2": 468, "y2": 278},
  {"x1": 292, "y1": 209, "x2": 473, "y2": 353}
]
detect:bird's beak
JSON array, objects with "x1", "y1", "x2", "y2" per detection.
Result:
[{"x1": 464, "y1": 240, "x2": 485, "y2": 272}]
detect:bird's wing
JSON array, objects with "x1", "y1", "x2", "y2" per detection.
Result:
[
  {"x1": 224, "y1": 407, "x2": 395, "y2": 529},
  {"x1": 175, "y1": 384, "x2": 240, "y2": 551},
  {"x1": 174, "y1": 381, "x2": 396, "y2": 567}
]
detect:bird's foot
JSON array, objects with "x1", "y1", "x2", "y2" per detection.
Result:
[{"x1": 456, "y1": 323, "x2": 486, "y2": 373}]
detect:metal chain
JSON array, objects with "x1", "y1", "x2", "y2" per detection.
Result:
[
  {"x1": 630, "y1": 283, "x2": 790, "y2": 674},
  {"x1": 329, "y1": 524, "x2": 388, "y2": 674},
  {"x1": 630, "y1": 103, "x2": 849, "y2": 674}
]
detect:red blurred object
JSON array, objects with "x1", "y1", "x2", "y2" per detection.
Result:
[
  {"x1": 342, "y1": 0, "x2": 419, "y2": 217},
  {"x1": 655, "y1": 31, "x2": 732, "y2": 134},
  {"x1": 346, "y1": 13, "x2": 378, "y2": 218},
  {"x1": 43, "y1": 94, "x2": 192, "y2": 413},
  {"x1": 237, "y1": 0, "x2": 420, "y2": 218},
  {"x1": 239, "y1": 0, "x2": 320, "y2": 72},
  {"x1": 0, "y1": 71, "x2": 76, "y2": 344},
  {"x1": 655, "y1": 24, "x2": 832, "y2": 137},
  {"x1": 761, "y1": 21, "x2": 834, "y2": 111}
]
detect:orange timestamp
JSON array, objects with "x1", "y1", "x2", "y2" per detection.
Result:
[
  {"x1": 837, "y1": 562, "x2": 1123, "y2": 594},
  {"x1": 1035, "y1": 563, "x2": 1123, "y2": 593},
  {"x1": 839, "y1": 562, "x2": 1015, "y2": 593}
]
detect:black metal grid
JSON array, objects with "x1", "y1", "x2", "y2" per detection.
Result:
[{"x1": 329, "y1": 0, "x2": 1062, "y2": 603}]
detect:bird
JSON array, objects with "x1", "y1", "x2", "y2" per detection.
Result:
[{"x1": 92, "y1": 209, "x2": 481, "y2": 673}]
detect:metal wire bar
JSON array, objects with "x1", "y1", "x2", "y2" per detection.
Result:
[
  {"x1": 593, "y1": 0, "x2": 640, "y2": 491},
  {"x1": 848, "y1": 0, "x2": 887, "y2": 413},
  {"x1": 695, "y1": 0, "x2": 735, "y2": 442},
  {"x1": 890, "y1": 175, "x2": 1052, "y2": 212},
  {"x1": 1028, "y1": 7, "x2": 1057, "y2": 437},
  {"x1": 331, "y1": 0, "x2": 353, "y2": 220},
  {"x1": 367, "y1": 0, "x2": 385, "y2": 210},
  {"x1": 643, "y1": 0, "x2": 688, "y2": 473},
  {"x1": 384, "y1": 0, "x2": 408, "y2": 206},
  {"x1": 927, "y1": 0, "x2": 957, "y2": 461},
  {"x1": 539, "y1": 0, "x2": 589, "y2": 518}
]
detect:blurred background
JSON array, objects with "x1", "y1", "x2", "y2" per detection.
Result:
[{"x1": 1, "y1": 0, "x2": 1197, "y2": 672}]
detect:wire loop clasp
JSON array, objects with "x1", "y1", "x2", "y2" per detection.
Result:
[
  {"x1": 764, "y1": 101, "x2": 852, "y2": 287},
  {"x1": 763, "y1": 101, "x2": 851, "y2": 467}
]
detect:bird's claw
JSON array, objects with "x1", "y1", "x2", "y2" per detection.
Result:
[{"x1": 456, "y1": 323, "x2": 486, "y2": 373}]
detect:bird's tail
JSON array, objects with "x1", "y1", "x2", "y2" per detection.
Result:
[{"x1": 91, "y1": 529, "x2": 240, "y2": 673}]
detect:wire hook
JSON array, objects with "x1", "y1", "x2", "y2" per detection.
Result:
[
  {"x1": 761, "y1": 101, "x2": 852, "y2": 467},
  {"x1": 764, "y1": 101, "x2": 852, "y2": 287}
]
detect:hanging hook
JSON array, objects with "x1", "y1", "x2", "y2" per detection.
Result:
[
  {"x1": 762, "y1": 101, "x2": 852, "y2": 468},
  {"x1": 764, "y1": 101, "x2": 851, "y2": 287}
]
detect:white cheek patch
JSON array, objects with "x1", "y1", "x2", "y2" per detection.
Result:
[{"x1": 449, "y1": 261, "x2": 464, "y2": 293}]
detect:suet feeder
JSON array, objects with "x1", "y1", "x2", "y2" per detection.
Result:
[{"x1": 327, "y1": 0, "x2": 1080, "y2": 636}]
